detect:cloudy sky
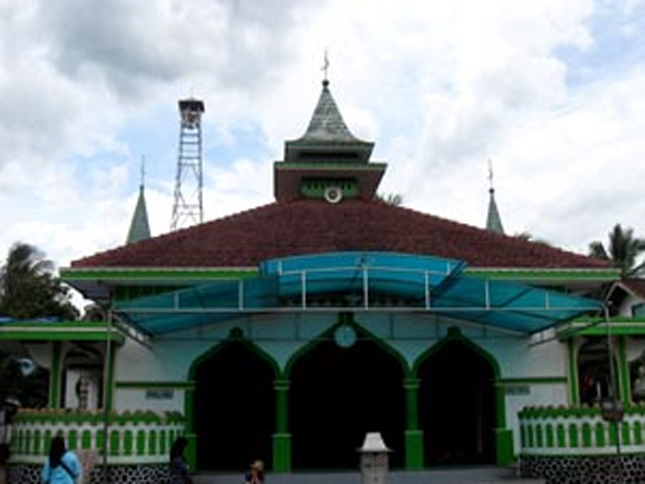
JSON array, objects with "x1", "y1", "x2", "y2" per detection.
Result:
[{"x1": 1, "y1": 0, "x2": 644, "y2": 278}]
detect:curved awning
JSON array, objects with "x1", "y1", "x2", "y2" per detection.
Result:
[{"x1": 114, "y1": 252, "x2": 601, "y2": 336}]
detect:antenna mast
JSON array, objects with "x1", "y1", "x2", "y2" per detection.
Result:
[{"x1": 171, "y1": 98, "x2": 205, "y2": 231}]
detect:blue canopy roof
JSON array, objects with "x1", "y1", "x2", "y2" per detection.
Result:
[{"x1": 114, "y1": 252, "x2": 601, "y2": 336}]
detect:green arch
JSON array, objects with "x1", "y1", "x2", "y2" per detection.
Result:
[
  {"x1": 185, "y1": 325, "x2": 281, "y2": 467},
  {"x1": 412, "y1": 327, "x2": 501, "y2": 379},
  {"x1": 188, "y1": 326, "x2": 281, "y2": 383},
  {"x1": 412, "y1": 326, "x2": 512, "y2": 465},
  {"x1": 284, "y1": 312, "x2": 410, "y2": 378}
]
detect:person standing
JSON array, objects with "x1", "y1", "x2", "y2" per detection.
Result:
[
  {"x1": 41, "y1": 436, "x2": 81, "y2": 484},
  {"x1": 244, "y1": 460, "x2": 265, "y2": 484},
  {"x1": 169, "y1": 437, "x2": 194, "y2": 484}
]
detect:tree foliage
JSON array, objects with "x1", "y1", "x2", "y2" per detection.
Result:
[
  {"x1": 0, "y1": 351, "x2": 49, "y2": 409},
  {"x1": 588, "y1": 224, "x2": 645, "y2": 276},
  {"x1": 0, "y1": 242, "x2": 78, "y2": 320}
]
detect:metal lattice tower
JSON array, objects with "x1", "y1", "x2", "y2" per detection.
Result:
[{"x1": 171, "y1": 98, "x2": 205, "y2": 231}]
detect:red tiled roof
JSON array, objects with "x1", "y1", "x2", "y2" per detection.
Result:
[
  {"x1": 71, "y1": 199, "x2": 609, "y2": 270},
  {"x1": 621, "y1": 278, "x2": 645, "y2": 298}
]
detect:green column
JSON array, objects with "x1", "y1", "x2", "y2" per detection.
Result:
[
  {"x1": 403, "y1": 377, "x2": 423, "y2": 470},
  {"x1": 104, "y1": 343, "x2": 117, "y2": 412},
  {"x1": 567, "y1": 338, "x2": 580, "y2": 405},
  {"x1": 273, "y1": 379, "x2": 291, "y2": 472},
  {"x1": 49, "y1": 341, "x2": 63, "y2": 408},
  {"x1": 494, "y1": 383, "x2": 514, "y2": 466},
  {"x1": 618, "y1": 336, "x2": 630, "y2": 403},
  {"x1": 185, "y1": 383, "x2": 197, "y2": 470}
]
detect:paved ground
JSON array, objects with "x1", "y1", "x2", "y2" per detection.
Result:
[{"x1": 192, "y1": 466, "x2": 545, "y2": 484}]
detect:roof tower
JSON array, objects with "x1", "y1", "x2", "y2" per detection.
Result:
[
  {"x1": 126, "y1": 161, "x2": 151, "y2": 244},
  {"x1": 485, "y1": 160, "x2": 505, "y2": 235},
  {"x1": 274, "y1": 79, "x2": 386, "y2": 203}
]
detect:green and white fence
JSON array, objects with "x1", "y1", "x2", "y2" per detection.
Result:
[
  {"x1": 519, "y1": 405, "x2": 645, "y2": 456},
  {"x1": 9, "y1": 409, "x2": 185, "y2": 465}
]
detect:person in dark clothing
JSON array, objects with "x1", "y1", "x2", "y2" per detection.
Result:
[
  {"x1": 169, "y1": 437, "x2": 193, "y2": 484},
  {"x1": 41, "y1": 435, "x2": 81, "y2": 484}
]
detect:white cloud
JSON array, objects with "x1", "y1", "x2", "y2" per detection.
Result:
[{"x1": 0, "y1": 0, "x2": 644, "y2": 281}]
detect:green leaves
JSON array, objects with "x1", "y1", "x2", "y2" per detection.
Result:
[
  {"x1": 0, "y1": 242, "x2": 79, "y2": 321},
  {"x1": 588, "y1": 224, "x2": 645, "y2": 277}
]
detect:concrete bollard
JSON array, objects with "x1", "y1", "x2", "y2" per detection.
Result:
[{"x1": 358, "y1": 432, "x2": 391, "y2": 484}]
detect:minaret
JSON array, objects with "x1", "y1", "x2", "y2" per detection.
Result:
[
  {"x1": 274, "y1": 76, "x2": 385, "y2": 203},
  {"x1": 486, "y1": 160, "x2": 505, "y2": 235},
  {"x1": 126, "y1": 158, "x2": 151, "y2": 244},
  {"x1": 171, "y1": 98, "x2": 205, "y2": 231}
]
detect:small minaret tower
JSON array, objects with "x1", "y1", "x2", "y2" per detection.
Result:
[
  {"x1": 486, "y1": 159, "x2": 505, "y2": 235},
  {"x1": 126, "y1": 157, "x2": 151, "y2": 245},
  {"x1": 171, "y1": 98, "x2": 205, "y2": 231}
]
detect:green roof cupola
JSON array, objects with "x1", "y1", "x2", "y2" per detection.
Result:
[{"x1": 274, "y1": 80, "x2": 387, "y2": 203}]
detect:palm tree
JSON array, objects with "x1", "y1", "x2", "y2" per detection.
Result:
[
  {"x1": 0, "y1": 242, "x2": 78, "y2": 320},
  {"x1": 588, "y1": 224, "x2": 645, "y2": 276}
]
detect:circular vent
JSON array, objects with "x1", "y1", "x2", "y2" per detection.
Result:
[{"x1": 323, "y1": 186, "x2": 343, "y2": 204}]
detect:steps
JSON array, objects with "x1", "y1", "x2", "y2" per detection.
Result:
[{"x1": 192, "y1": 466, "x2": 545, "y2": 484}]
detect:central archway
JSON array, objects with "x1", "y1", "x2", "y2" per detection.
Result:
[
  {"x1": 289, "y1": 330, "x2": 405, "y2": 470},
  {"x1": 418, "y1": 336, "x2": 496, "y2": 466},
  {"x1": 192, "y1": 340, "x2": 276, "y2": 471}
]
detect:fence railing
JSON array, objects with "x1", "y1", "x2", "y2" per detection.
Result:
[
  {"x1": 519, "y1": 405, "x2": 645, "y2": 456},
  {"x1": 9, "y1": 409, "x2": 185, "y2": 465}
]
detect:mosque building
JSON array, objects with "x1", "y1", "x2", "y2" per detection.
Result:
[{"x1": 3, "y1": 78, "x2": 645, "y2": 484}]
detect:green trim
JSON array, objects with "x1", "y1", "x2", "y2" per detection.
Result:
[
  {"x1": 50, "y1": 342, "x2": 63, "y2": 408},
  {"x1": 568, "y1": 339, "x2": 580, "y2": 405},
  {"x1": 404, "y1": 430, "x2": 424, "y2": 470},
  {"x1": 618, "y1": 337, "x2": 630, "y2": 403},
  {"x1": 275, "y1": 162, "x2": 387, "y2": 171},
  {"x1": 557, "y1": 318, "x2": 645, "y2": 338},
  {"x1": 413, "y1": 327, "x2": 508, "y2": 466},
  {"x1": 274, "y1": 380, "x2": 289, "y2": 434},
  {"x1": 403, "y1": 378, "x2": 420, "y2": 430},
  {"x1": 13, "y1": 408, "x2": 184, "y2": 425},
  {"x1": 301, "y1": 178, "x2": 359, "y2": 199},
  {"x1": 495, "y1": 429, "x2": 515, "y2": 465},
  {"x1": 187, "y1": 330, "x2": 280, "y2": 471},
  {"x1": 403, "y1": 378, "x2": 421, "y2": 470},
  {"x1": 284, "y1": 314, "x2": 409, "y2": 377},
  {"x1": 115, "y1": 381, "x2": 195, "y2": 389},
  {"x1": 465, "y1": 268, "x2": 620, "y2": 281},
  {"x1": 185, "y1": 389, "x2": 196, "y2": 469},
  {"x1": 496, "y1": 377, "x2": 567, "y2": 385},
  {"x1": 185, "y1": 433, "x2": 197, "y2": 471},
  {"x1": 0, "y1": 322, "x2": 125, "y2": 344},
  {"x1": 61, "y1": 267, "x2": 259, "y2": 281},
  {"x1": 273, "y1": 433, "x2": 291, "y2": 472},
  {"x1": 105, "y1": 344, "x2": 117, "y2": 412}
]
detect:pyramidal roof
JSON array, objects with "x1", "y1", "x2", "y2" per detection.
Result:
[
  {"x1": 298, "y1": 80, "x2": 362, "y2": 143},
  {"x1": 284, "y1": 80, "x2": 374, "y2": 162},
  {"x1": 73, "y1": 199, "x2": 608, "y2": 270},
  {"x1": 126, "y1": 185, "x2": 151, "y2": 245},
  {"x1": 486, "y1": 188, "x2": 505, "y2": 235}
]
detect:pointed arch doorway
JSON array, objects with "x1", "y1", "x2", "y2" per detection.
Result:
[
  {"x1": 289, "y1": 330, "x2": 406, "y2": 470},
  {"x1": 192, "y1": 340, "x2": 276, "y2": 471},
  {"x1": 418, "y1": 335, "x2": 496, "y2": 466}
]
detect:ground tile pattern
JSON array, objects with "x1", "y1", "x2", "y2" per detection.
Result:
[
  {"x1": 521, "y1": 455, "x2": 645, "y2": 484},
  {"x1": 8, "y1": 463, "x2": 170, "y2": 484}
]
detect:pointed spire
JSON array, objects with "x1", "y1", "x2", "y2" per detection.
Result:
[
  {"x1": 126, "y1": 157, "x2": 152, "y2": 245},
  {"x1": 299, "y1": 79, "x2": 361, "y2": 142},
  {"x1": 486, "y1": 159, "x2": 505, "y2": 235}
]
